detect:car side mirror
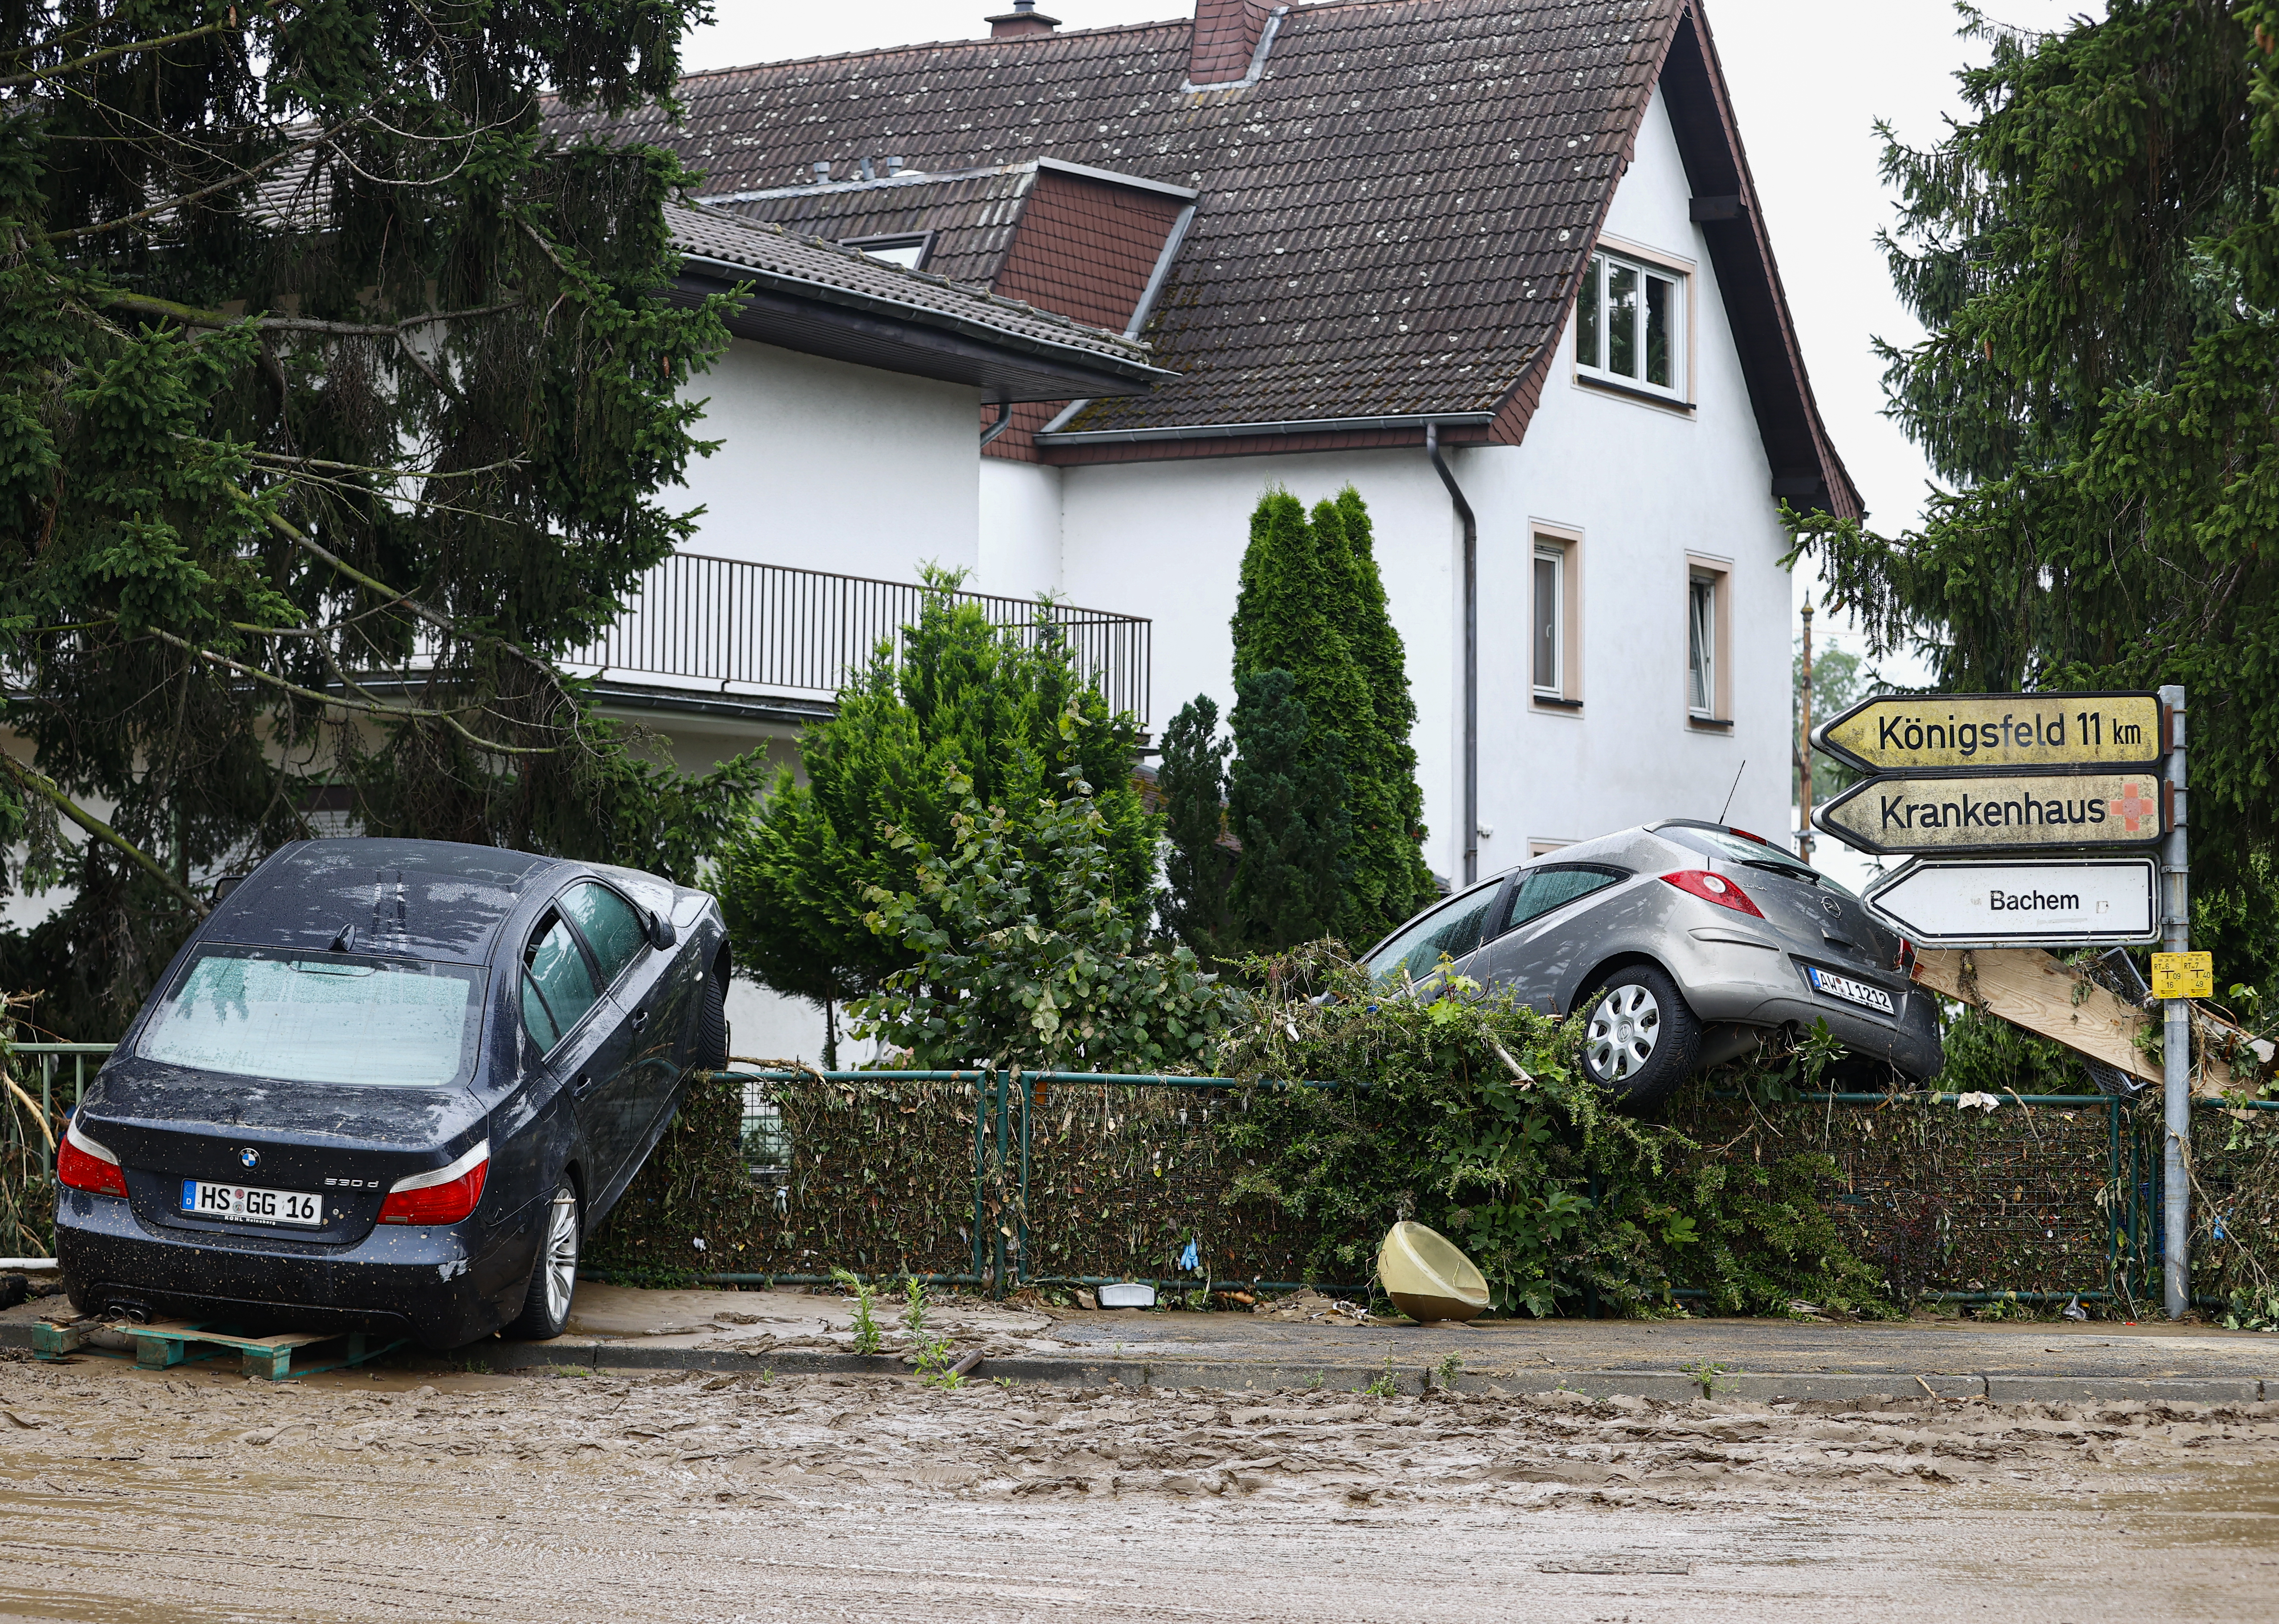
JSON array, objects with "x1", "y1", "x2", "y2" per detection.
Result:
[{"x1": 648, "y1": 910, "x2": 677, "y2": 950}]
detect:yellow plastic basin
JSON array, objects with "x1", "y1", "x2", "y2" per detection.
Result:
[{"x1": 1377, "y1": 1221, "x2": 1491, "y2": 1324}]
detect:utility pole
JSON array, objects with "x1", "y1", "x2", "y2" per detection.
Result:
[
  {"x1": 1797, "y1": 602, "x2": 1815, "y2": 865},
  {"x1": 2160, "y1": 683, "x2": 2190, "y2": 1320}
]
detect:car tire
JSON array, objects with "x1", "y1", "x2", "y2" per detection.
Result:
[
  {"x1": 503, "y1": 1176, "x2": 580, "y2": 1341},
  {"x1": 1578, "y1": 964, "x2": 1700, "y2": 1110},
  {"x1": 696, "y1": 973, "x2": 729, "y2": 1071}
]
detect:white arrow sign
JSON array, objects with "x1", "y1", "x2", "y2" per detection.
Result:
[{"x1": 1864, "y1": 857, "x2": 2159, "y2": 948}]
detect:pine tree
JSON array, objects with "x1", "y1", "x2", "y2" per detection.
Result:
[
  {"x1": 1787, "y1": 0, "x2": 2279, "y2": 983},
  {"x1": 1225, "y1": 668, "x2": 1351, "y2": 948},
  {"x1": 1156, "y1": 694, "x2": 1233, "y2": 956},
  {"x1": 1315, "y1": 490, "x2": 1437, "y2": 934},
  {"x1": 1227, "y1": 486, "x2": 1431, "y2": 949},
  {"x1": 0, "y1": 0, "x2": 727, "y2": 1035}
]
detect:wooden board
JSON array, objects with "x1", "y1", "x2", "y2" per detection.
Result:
[{"x1": 1913, "y1": 947, "x2": 2243, "y2": 1096}]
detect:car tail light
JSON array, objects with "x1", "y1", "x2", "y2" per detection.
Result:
[
  {"x1": 1726, "y1": 827, "x2": 1770, "y2": 845},
  {"x1": 57, "y1": 1118, "x2": 127, "y2": 1198},
  {"x1": 377, "y1": 1140, "x2": 490, "y2": 1226},
  {"x1": 1661, "y1": 869, "x2": 1766, "y2": 918}
]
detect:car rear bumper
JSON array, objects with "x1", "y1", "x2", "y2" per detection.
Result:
[
  {"x1": 1660, "y1": 930, "x2": 1944, "y2": 1080},
  {"x1": 54, "y1": 1186, "x2": 540, "y2": 1350}
]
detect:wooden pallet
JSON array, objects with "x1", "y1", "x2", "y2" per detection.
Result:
[{"x1": 31, "y1": 1315, "x2": 405, "y2": 1380}]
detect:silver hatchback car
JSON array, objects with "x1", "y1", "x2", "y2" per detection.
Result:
[{"x1": 1360, "y1": 820, "x2": 1942, "y2": 1106}]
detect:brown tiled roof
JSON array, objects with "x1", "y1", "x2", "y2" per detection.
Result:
[
  {"x1": 565, "y1": 0, "x2": 1856, "y2": 515},
  {"x1": 664, "y1": 201, "x2": 1167, "y2": 378}
]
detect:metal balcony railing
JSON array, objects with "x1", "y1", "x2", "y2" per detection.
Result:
[{"x1": 563, "y1": 553, "x2": 1153, "y2": 725}]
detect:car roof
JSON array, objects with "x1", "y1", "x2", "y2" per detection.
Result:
[{"x1": 205, "y1": 838, "x2": 567, "y2": 965}]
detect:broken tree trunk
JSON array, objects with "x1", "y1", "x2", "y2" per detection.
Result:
[{"x1": 1911, "y1": 948, "x2": 2259, "y2": 1097}]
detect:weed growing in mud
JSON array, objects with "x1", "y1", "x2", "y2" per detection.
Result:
[
  {"x1": 1307, "y1": 1370, "x2": 1324, "y2": 1392},
  {"x1": 1432, "y1": 1354, "x2": 1463, "y2": 1391},
  {"x1": 915, "y1": 1336, "x2": 964, "y2": 1390},
  {"x1": 1359, "y1": 1356, "x2": 1400, "y2": 1399},
  {"x1": 902, "y1": 1277, "x2": 929, "y2": 1335},
  {"x1": 834, "y1": 1269, "x2": 885, "y2": 1355},
  {"x1": 1681, "y1": 1359, "x2": 1734, "y2": 1397}
]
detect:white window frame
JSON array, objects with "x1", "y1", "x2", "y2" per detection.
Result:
[
  {"x1": 1532, "y1": 544, "x2": 1564, "y2": 698},
  {"x1": 1574, "y1": 246, "x2": 1689, "y2": 401},
  {"x1": 1686, "y1": 574, "x2": 1716, "y2": 717}
]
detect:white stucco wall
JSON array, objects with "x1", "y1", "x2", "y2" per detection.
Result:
[
  {"x1": 977, "y1": 458, "x2": 1064, "y2": 600},
  {"x1": 675, "y1": 338, "x2": 983, "y2": 585}
]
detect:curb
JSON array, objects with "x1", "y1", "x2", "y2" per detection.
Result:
[
  {"x1": 12, "y1": 1320, "x2": 2275, "y2": 1406},
  {"x1": 454, "y1": 1340, "x2": 2276, "y2": 1405}
]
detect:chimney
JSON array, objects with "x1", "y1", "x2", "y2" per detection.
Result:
[
  {"x1": 1189, "y1": 0, "x2": 1275, "y2": 86},
  {"x1": 986, "y1": 0, "x2": 1059, "y2": 38}
]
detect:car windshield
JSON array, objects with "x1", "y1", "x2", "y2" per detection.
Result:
[
  {"x1": 138, "y1": 948, "x2": 486, "y2": 1088},
  {"x1": 1657, "y1": 824, "x2": 1859, "y2": 898}
]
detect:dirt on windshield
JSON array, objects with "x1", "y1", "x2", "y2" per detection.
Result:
[{"x1": 4, "y1": 1356, "x2": 2278, "y2": 1621}]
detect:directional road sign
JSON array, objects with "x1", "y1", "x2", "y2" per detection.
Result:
[
  {"x1": 1864, "y1": 857, "x2": 2158, "y2": 948},
  {"x1": 1814, "y1": 690, "x2": 2165, "y2": 775},
  {"x1": 1814, "y1": 770, "x2": 2168, "y2": 856}
]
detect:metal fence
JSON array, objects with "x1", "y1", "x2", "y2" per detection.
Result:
[
  {"x1": 563, "y1": 552, "x2": 1154, "y2": 724},
  {"x1": 721, "y1": 1070, "x2": 2279, "y2": 1308}
]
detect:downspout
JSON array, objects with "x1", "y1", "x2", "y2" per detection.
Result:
[
  {"x1": 980, "y1": 398, "x2": 1013, "y2": 446},
  {"x1": 1425, "y1": 422, "x2": 1478, "y2": 887}
]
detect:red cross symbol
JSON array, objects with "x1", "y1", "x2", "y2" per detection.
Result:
[{"x1": 2110, "y1": 781, "x2": 2157, "y2": 833}]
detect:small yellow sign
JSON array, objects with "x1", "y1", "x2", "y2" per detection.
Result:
[{"x1": 2151, "y1": 951, "x2": 2214, "y2": 1000}]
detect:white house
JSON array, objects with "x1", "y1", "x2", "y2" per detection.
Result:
[{"x1": 564, "y1": 0, "x2": 1860, "y2": 1055}]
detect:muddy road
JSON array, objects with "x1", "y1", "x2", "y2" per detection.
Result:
[{"x1": 3, "y1": 1356, "x2": 2277, "y2": 1621}]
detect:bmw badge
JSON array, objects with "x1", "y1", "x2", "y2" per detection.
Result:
[{"x1": 239, "y1": 1147, "x2": 260, "y2": 1170}]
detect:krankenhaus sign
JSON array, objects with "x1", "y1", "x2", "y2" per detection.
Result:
[
  {"x1": 1813, "y1": 691, "x2": 2165, "y2": 775},
  {"x1": 1813, "y1": 770, "x2": 2169, "y2": 856}
]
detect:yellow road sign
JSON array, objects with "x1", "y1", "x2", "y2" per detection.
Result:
[
  {"x1": 1814, "y1": 770, "x2": 2169, "y2": 856},
  {"x1": 1814, "y1": 691, "x2": 2164, "y2": 775},
  {"x1": 2151, "y1": 952, "x2": 2213, "y2": 1000}
]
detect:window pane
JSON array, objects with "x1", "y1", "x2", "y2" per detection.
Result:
[
  {"x1": 1607, "y1": 262, "x2": 1639, "y2": 377},
  {"x1": 1533, "y1": 553, "x2": 1560, "y2": 691},
  {"x1": 561, "y1": 881, "x2": 647, "y2": 987},
  {"x1": 1505, "y1": 867, "x2": 1623, "y2": 932},
  {"x1": 1688, "y1": 579, "x2": 1714, "y2": 713},
  {"x1": 525, "y1": 916, "x2": 598, "y2": 1039},
  {"x1": 521, "y1": 972, "x2": 560, "y2": 1052},
  {"x1": 139, "y1": 950, "x2": 484, "y2": 1089},
  {"x1": 1367, "y1": 884, "x2": 1502, "y2": 986},
  {"x1": 1646, "y1": 274, "x2": 1673, "y2": 387},
  {"x1": 1577, "y1": 256, "x2": 1602, "y2": 369}
]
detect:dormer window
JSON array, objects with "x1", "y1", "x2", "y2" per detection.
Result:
[
  {"x1": 843, "y1": 232, "x2": 932, "y2": 270},
  {"x1": 1575, "y1": 248, "x2": 1685, "y2": 398}
]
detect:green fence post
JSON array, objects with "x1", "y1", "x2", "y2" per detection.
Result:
[
  {"x1": 1016, "y1": 1068, "x2": 1032, "y2": 1291},
  {"x1": 970, "y1": 1069, "x2": 989, "y2": 1284},
  {"x1": 992, "y1": 1067, "x2": 1011, "y2": 1298}
]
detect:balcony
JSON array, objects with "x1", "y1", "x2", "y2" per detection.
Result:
[{"x1": 562, "y1": 552, "x2": 1153, "y2": 727}]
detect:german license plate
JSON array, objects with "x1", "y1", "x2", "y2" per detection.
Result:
[
  {"x1": 180, "y1": 1179, "x2": 324, "y2": 1227},
  {"x1": 1807, "y1": 966, "x2": 1896, "y2": 1015}
]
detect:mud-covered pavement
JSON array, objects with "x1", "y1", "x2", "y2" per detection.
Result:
[{"x1": 4, "y1": 1357, "x2": 2279, "y2": 1621}]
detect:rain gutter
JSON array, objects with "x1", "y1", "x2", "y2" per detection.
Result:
[{"x1": 1426, "y1": 421, "x2": 1479, "y2": 887}]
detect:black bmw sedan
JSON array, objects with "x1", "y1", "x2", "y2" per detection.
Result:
[{"x1": 54, "y1": 838, "x2": 731, "y2": 1349}]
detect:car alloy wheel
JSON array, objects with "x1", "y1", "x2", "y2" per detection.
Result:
[
  {"x1": 1587, "y1": 984, "x2": 1661, "y2": 1080},
  {"x1": 505, "y1": 1175, "x2": 581, "y2": 1340},
  {"x1": 539, "y1": 1186, "x2": 579, "y2": 1324}
]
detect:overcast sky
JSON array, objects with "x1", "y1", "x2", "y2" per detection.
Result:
[{"x1": 680, "y1": 0, "x2": 2089, "y2": 682}]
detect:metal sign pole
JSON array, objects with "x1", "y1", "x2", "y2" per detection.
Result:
[{"x1": 2160, "y1": 684, "x2": 2190, "y2": 1320}]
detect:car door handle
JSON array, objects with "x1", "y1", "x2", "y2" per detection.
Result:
[
  {"x1": 571, "y1": 1072, "x2": 595, "y2": 1097},
  {"x1": 629, "y1": 1007, "x2": 649, "y2": 1032}
]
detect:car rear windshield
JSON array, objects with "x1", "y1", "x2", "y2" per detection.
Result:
[
  {"x1": 1657, "y1": 825, "x2": 1859, "y2": 897},
  {"x1": 138, "y1": 948, "x2": 486, "y2": 1088}
]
